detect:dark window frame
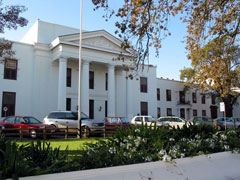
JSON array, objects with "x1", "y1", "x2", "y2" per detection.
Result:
[
  {"x1": 193, "y1": 109, "x2": 198, "y2": 116},
  {"x1": 201, "y1": 94, "x2": 206, "y2": 104},
  {"x1": 89, "y1": 99, "x2": 94, "y2": 119},
  {"x1": 1, "y1": 91, "x2": 16, "y2": 117},
  {"x1": 202, "y1": 110, "x2": 206, "y2": 117},
  {"x1": 166, "y1": 89, "x2": 171, "y2": 101},
  {"x1": 179, "y1": 91, "x2": 185, "y2": 104},
  {"x1": 66, "y1": 98, "x2": 71, "y2": 111},
  {"x1": 105, "y1": 73, "x2": 108, "y2": 91},
  {"x1": 157, "y1": 88, "x2": 160, "y2": 101},
  {"x1": 105, "y1": 101, "x2": 108, "y2": 117},
  {"x1": 157, "y1": 107, "x2": 161, "y2": 118},
  {"x1": 211, "y1": 94, "x2": 216, "y2": 104},
  {"x1": 192, "y1": 92, "x2": 197, "y2": 103},
  {"x1": 89, "y1": 71, "x2": 94, "y2": 89},
  {"x1": 66, "y1": 68, "x2": 72, "y2": 87},
  {"x1": 167, "y1": 108, "x2": 172, "y2": 116},
  {"x1": 4, "y1": 59, "x2": 18, "y2": 80},
  {"x1": 140, "y1": 101, "x2": 148, "y2": 115},
  {"x1": 140, "y1": 77, "x2": 148, "y2": 93}
]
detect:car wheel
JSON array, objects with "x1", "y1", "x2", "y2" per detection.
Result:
[
  {"x1": 30, "y1": 129, "x2": 37, "y2": 139},
  {"x1": 82, "y1": 126, "x2": 90, "y2": 137}
]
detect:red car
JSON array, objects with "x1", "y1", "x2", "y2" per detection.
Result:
[
  {"x1": 0, "y1": 116, "x2": 55, "y2": 138},
  {"x1": 104, "y1": 117, "x2": 130, "y2": 128}
]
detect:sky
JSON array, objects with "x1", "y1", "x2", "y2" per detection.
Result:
[{"x1": 2, "y1": 0, "x2": 191, "y2": 80}]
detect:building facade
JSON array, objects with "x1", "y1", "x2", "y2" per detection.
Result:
[{"x1": 0, "y1": 21, "x2": 239, "y2": 121}]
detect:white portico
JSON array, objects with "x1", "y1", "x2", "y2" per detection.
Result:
[{"x1": 49, "y1": 27, "x2": 135, "y2": 120}]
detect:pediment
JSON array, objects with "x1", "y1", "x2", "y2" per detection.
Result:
[
  {"x1": 59, "y1": 30, "x2": 130, "y2": 54},
  {"x1": 72, "y1": 36, "x2": 125, "y2": 53}
]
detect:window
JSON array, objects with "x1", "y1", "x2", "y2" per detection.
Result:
[
  {"x1": 201, "y1": 95, "x2": 206, "y2": 104},
  {"x1": 4, "y1": 117, "x2": 15, "y2": 123},
  {"x1": 166, "y1": 89, "x2": 171, "y2": 101},
  {"x1": 192, "y1": 92, "x2": 197, "y2": 103},
  {"x1": 105, "y1": 73, "x2": 108, "y2": 91},
  {"x1": 157, "y1": 107, "x2": 161, "y2": 118},
  {"x1": 157, "y1": 88, "x2": 160, "y2": 101},
  {"x1": 66, "y1": 98, "x2": 71, "y2": 111},
  {"x1": 211, "y1": 94, "x2": 216, "y2": 104},
  {"x1": 105, "y1": 101, "x2": 108, "y2": 117},
  {"x1": 179, "y1": 91, "x2": 185, "y2": 104},
  {"x1": 167, "y1": 108, "x2": 172, "y2": 116},
  {"x1": 193, "y1": 109, "x2": 198, "y2": 116},
  {"x1": 180, "y1": 108, "x2": 185, "y2": 119},
  {"x1": 89, "y1": 99, "x2": 94, "y2": 119},
  {"x1": 89, "y1": 71, "x2": 94, "y2": 89},
  {"x1": 65, "y1": 112, "x2": 76, "y2": 120},
  {"x1": 140, "y1": 77, "x2": 148, "y2": 93},
  {"x1": 48, "y1": 112, "x2": 65, "y2": 119},
  {"x1": 202, "y1": 110, "x2": 206, "y2": 117},
  {"x1": 1, "y1": 92, "x2": 16, "y2": 117},
  {"x1": 140, "y1": 102, "x2": 148, "y2": 115},
  {"x1": 4, "y1": 59, "x2": 17, "y2": 80},
  {"x1": 16, "y1": 117, "x2": 25, "y2": 124},
  {"x1": 66, "y1": 68, "x2": 72, "y2": 87}
]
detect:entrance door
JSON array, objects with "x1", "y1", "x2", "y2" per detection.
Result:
[
  {"x1": 210, "y1": 106, "x2": 218, "y2": 119},
  {"x1": 180, "y1": 108, "x2": 185, "y2": 119},
  {"x1": 1, "y1": 92, "x2": 16, "y2": 117}
]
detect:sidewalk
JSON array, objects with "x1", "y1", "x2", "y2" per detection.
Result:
[{"x1": 20, "y1": 152, "x2": 240, "y2": 180}]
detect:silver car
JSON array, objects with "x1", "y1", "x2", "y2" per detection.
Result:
[
  {"x1": 215, "y1": 117, "x2": 240, "y2": 130},
  {"x1": 43, "y1": 111, "x2": 104, "y2": 135}
]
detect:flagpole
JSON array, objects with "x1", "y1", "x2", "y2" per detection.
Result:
[{"x1": 78, "y1": 0, "x2": 83, "y2": 138}]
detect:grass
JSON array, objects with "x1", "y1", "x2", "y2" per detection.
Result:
[{"x1": 16, "y1": 137, "x2": 101, "y2": 151}]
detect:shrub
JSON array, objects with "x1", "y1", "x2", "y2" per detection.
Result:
[
  {"x1": 76, "y1": 123, "x2": 240, "y2": 170},
  {"x1": 21, "y1": 140, "x2": 71, "y2": 175},
  {"x1": 0, "y1": 135, "x2": 35, "y2": 180}
]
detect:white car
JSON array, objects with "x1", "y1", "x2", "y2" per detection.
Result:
[
  {"x1": 130, "y1": 116, "x2": 161, "y2": 127},
  {"x1": 158, "y1": 117, "x2": 189, "y2": 128}
]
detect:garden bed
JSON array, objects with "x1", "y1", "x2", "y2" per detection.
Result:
[{"x1": 1, "y1": 123, "x2": 240, "y2": 179}]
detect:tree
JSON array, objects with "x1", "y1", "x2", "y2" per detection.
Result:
[
  {"x1": 92, "y1": 0, "x2": 240, "y2": 65},
  {"x1": 92, "y1": 0, "x2": 240, "y2": 116},
  {"x1": 0, "y1": 0, "x2": 28, "y2": 58},
  {"x1": 180, "y1": 37, "x2": 240, "y2": 117}
]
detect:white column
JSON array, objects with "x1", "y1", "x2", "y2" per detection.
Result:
[
  {"x1": 81, "y1": 60, "x2": 89, "y2": 116},
  {"x1": 57, "y1": 58, "x2": 67, "y2": 111},
  {"x1": 108, "y1": 64, "x2": 115, "y2": 117},
  {"x1": 126, "y1": 71, "x2": 133, "y2": 120}
]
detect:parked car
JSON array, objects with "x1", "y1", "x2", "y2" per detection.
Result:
[
  {"x1": 158, "y1": 116, "x2": 189, "y2": 128},
  {"x1": 189, "y1": 116, "x2": 213, "y2": 125},
  {"x1": 131, "y1": 115, "x2": 161, "y2": 127},
  {"x1": 43, "y1": 111, "x2": 104, "y2": 136},
  {"x1": 215, "y1": 117, "x2": 240, "y2": 130},
  {"x1": 0, "y1": 116, "x2": 55, "y2": 138},
  {"x1": 0, "y1": 124, "x2": 5, "y2": 134},
  {"x1": 104, "y1": 117, "x2": 130, "y2": 128}
]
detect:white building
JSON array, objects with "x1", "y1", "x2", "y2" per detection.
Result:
[{"x1": 0, "y1": 20, "x2": 239, "y2": 120}]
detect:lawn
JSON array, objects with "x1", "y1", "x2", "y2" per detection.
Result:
[{"x1": 17, "y1": 137, "x2": 102, "y2": 151}]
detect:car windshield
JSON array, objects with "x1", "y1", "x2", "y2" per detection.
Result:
[
  {"x1": 72, "y1": 112, "x2": 89, "y2": 120},
  {"x1": 23, "y1": 117, "x2": 41, "y2": 124}
]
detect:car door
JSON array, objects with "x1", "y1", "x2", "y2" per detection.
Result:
[
  {"x1": 54, "y1": 112, "x2": 68, "y2": 128},
  {"x1": 65, "y1": 112, "x2": 77, "y2": 128},
  {"x1": 15, "y1": 117, "x2": 29, "y2": 133},
  {"x1": 134, "y1": 117, "x2": 143, "y2": 126}
]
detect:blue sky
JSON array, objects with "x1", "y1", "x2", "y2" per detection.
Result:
[{"x1": 2, "y1": 0, "x2": 191, "y2": 80}]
